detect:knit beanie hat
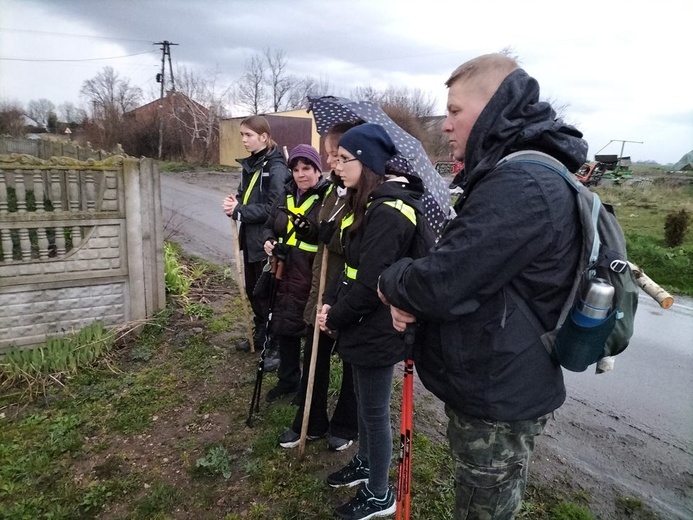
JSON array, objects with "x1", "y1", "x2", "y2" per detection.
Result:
[
  {"x1": 338, "y1": 123, "x2": 397, "y2": 175},
  {"x1": 288, "y1": 144, "x2": 322, "y2": 172}
]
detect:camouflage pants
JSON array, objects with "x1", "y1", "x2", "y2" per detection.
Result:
[{"x1": 445, "y1": 405, "x2": 550, "y2": 520}]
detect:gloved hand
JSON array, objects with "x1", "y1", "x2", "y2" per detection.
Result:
[
  {"x1": 273, "y1": 242, "x2": 291, "y2": 261},
  {"x1": 318, "y1": 220, "x2": 337, "y2": 245},
  {"x1": 292, "y1": 214, "x2": 313, "y2": 240}
]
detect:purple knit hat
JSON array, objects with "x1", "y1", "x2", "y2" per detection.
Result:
[{"x1": 288, "y1": 144, "x2": 322, "y2": 172}]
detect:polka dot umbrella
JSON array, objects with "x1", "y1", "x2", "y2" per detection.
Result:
[{"x1": 308, "y1": 96, "x2": 452, "y2": 237}]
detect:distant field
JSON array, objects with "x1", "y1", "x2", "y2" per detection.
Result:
[{"x1": 594, "y1": 178, "x2": 693, "y2": 295}]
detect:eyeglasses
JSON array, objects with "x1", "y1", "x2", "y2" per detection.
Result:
[{"x1": 337, "y1": 155, "x2": 359, "y2": 165}]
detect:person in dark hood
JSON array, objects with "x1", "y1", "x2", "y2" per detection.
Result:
[
  {"x1": 222, "y1": 116, "x2": 289, "y2": 356},
  {"x1": 317, "y1": 123, "x2": 425, "y2": 519},
  {"x1": 262, "y1": 144, "x2": 330, "y2": 402},
  {"x1": 378, "y1": 54, "x2": 588, "y2": 518}
]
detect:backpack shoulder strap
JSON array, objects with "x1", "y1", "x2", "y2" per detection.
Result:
[
  {"x1": 497, "y1": 150, "x2": 578, "y2": 189},
  {"x1": 499, "y1": 150, "x2": 601, "y2": 351},
  {"x1": 499, "y1": 150, "x2": 601, "y2": 265}
]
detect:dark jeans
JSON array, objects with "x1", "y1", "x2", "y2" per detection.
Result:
[
  {"x1": 291, "y1": 328, "x2": 358, "y2": 440},
  {"x1": 352, "y1": 364, "x2": 395, "y2": 497},
  {"x1": 445, "y1": 405, "x2": 550, "y2": 520},
  {"x1": 276, "y1": 334, "x2": 301, "y2": 391}
]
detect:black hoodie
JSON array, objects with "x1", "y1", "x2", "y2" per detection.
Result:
[
  {"x1": 379, "y1": 69, "x2": 587, "y2": 421},
  {"x1": 325, "y1": 176, "x2": 425, "y2": 367}
]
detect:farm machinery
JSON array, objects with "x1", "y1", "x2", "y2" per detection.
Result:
[
  {"x1": 576, "y1": 154, "x2": 634, "y2": 186},
  {"x1": 576, "y1": 139, "x2": 642, "y2": 186}
]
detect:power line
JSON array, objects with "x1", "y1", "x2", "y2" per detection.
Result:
[
  {"x1": 0, "y1": 50, "x2": 157, "y2": 62},
  {"x1": 0, "y1": 26, "x2": 153, "y2": 44}
]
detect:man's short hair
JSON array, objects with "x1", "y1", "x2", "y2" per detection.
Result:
[{"x1": 445, "y1": 53, "x2": 519, "y2": 100}]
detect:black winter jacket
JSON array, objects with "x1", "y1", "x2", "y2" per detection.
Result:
[
  {"x1": 263, "y1": 177, "x2": 330, "y2": 337},
  {"x1": 379, "y1": 69, "x2": 588, "y2": 421},
  {"x1": 325, "y1": 178, "x2": 424, "y2": 367},
  {"x1": 303, "y1": 179, "x2": 348, "y2": 327},
  {"x1": 233, "y1": 146, "x2": 289, "y2": 263}
]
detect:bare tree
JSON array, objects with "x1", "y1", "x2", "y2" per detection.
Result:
[
  {"x1": 170, "y1": 66, "x2": 233, "y2": 163},
  {"x1": 0, "y1": 98, "x2": 25, "y2": 136},
  {"x1": 58, "y1": 101, "x2": 79, "y2": 123},
  {"x1": 80, "y1": 66, "x2": 142, "y2": 149},
  {"x1": 285, "y1": 76, "x2": 334, "y2": 109},
  {"x1": 236, "y1": 54, "x2": 267, "y2": 115},
  {"x1": 80, "y1": 66, "x2": 142, "y2": 118},
  {"x1": 350, "y1": 86, "x2": 436, "y2": 119},
  {"x1": 26, "y1": 98, "x2": 56, "y2": 128},
  {"x1": 349, "y1": 86, "x2": 380, "y2": 104},
  {"x1": 263, "y1": 48, "x2": 296, "y2": 112},
  {"x1": 349, "y1": 85, "x2": 442, "y2": 158}
]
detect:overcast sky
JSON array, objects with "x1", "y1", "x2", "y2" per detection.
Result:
[{"x1": 1, "y1": 0, "x2": 691, "y2": 164}]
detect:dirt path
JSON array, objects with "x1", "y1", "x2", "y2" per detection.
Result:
[{"x1": 164, "y1": 169, "x2": 692, "y2": 519}]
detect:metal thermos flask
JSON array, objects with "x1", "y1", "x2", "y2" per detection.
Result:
[{"x1": 572, "y1": 278, "x2": 614, "y2": 327}]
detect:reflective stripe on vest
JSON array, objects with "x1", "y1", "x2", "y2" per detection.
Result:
[
  {"x1": 283, "y1": 193, "x2": 320, "y2": 252},
  {"x1": 242, "y1": 169, "x2": 261, "y2": 204},
  {"x1": 341, "y1": 199, "x2": 416, "y2": 280}
]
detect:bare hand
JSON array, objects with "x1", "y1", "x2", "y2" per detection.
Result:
[
  {"x1": 317, "y1": 304, "x2": 332, "y2": 333},
  {"x1": 223, "y1": 194, "x2": 238, "y2": 216},
  {"x1": 263, "y1": 240, "x2": 276, "y2": 256},
  {"x1": 391, "y1": 305, "x2": 417, "y2": 333}
]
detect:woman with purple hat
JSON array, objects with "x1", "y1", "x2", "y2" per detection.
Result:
[
  {"x1": 262, "y1": 144, "x2": 330, "y2": 402},
  {"x1": 317, "y1": 123, "x2": 427, "y2": 519}
]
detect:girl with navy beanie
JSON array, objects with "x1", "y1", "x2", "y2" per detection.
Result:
[{"x1": 317, "y1": 123, "x2": 426, "y2": 519}]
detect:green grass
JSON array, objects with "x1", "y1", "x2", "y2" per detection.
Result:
[
  {"x1": 158, "y1": 161, "x2": 237, "y2": 173},
  {"x1": 0, "y1": 249, "x2": 664, "y2": 519},
  {"x1": 595, "y1": 183, "x2": 693, "y2": 295}
]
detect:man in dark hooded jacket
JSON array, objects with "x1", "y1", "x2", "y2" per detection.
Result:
[{"x1": 378, "y1": 54, "x2": 588, "y2": 518}]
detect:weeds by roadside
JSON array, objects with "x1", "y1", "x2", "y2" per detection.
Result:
[{"x1": 0, "y1": 248, "x2": 660, "y2": 519}]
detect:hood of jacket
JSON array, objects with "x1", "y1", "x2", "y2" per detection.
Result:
[
  {"x1": 237, "y1": 145, "x2": 286, "y2": 173},
  {"x1": 368, "y1": 174, "x2": 426, "y2": 215},
  {"x1": 460, "y1": 69, "x2": 588, "y2": 193}
]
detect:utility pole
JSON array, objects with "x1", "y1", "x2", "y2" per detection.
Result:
[{"x1": 154, "y1": 40, "x2": 178, "y2": 159}]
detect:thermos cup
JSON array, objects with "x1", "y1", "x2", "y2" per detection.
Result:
[{"x1": 571, "y1": 278, "x2": 615, "y2": 327}]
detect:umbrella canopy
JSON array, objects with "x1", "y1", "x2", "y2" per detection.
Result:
[{"x1": 308, "y1": 96, "x2": 451, "y2": 236}]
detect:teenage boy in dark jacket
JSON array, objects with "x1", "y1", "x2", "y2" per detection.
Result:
[{"x1": 379, "y1": 53, "x2": 587, "y2": 519}]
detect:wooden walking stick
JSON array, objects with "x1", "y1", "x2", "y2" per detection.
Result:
[
  {"x1": 298, "y1": 246, "x2": 329, "y2": 459},
  {"x1": 597, "y1": 261, "x2": 675, "y2": 374},
  {"x1": 230, "y1": 219, "x2": 256, "y2": 352},
  {"x1": 629, "y1": 261, "x2": 674, "y2": 309}
]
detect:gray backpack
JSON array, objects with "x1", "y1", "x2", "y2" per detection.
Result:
[{"x1": 501, "y1": 151, "x2": 639, "y2": 372}]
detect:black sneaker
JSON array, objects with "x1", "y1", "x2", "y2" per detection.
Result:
[
  {"x1": 278, "y1": 428, "x2": 322, "y2": 449},
  {"x1": 327, "y1": 434, "x2": 355, "y2": 452},
  {"x1": 326, "y1": 454, "x2": 369, "y2": 488},
  {"x1": 334, "y1": 483, "x2": 396, "y2": 520},
  {"x1": 266, "y1": 384, "x2": 299, "y2": 403}
]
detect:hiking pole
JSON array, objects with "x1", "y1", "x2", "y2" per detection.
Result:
[
  {"x1": 396, "y1": 326, "x2": 416, "y2": 519},
  {"x1": 298, "y1": 247, "x2": 329, "y2": 459},
  {"x1": 230, "y1": 219, "x2": 255, "y2": 352},
  {"x1": 246, "y1": 258, "x2": 284, "y2": 427}
]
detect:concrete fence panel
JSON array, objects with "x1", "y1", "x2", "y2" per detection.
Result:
[{"x1": 0, "y1": 153, "x2": 165, "y2": 352}]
